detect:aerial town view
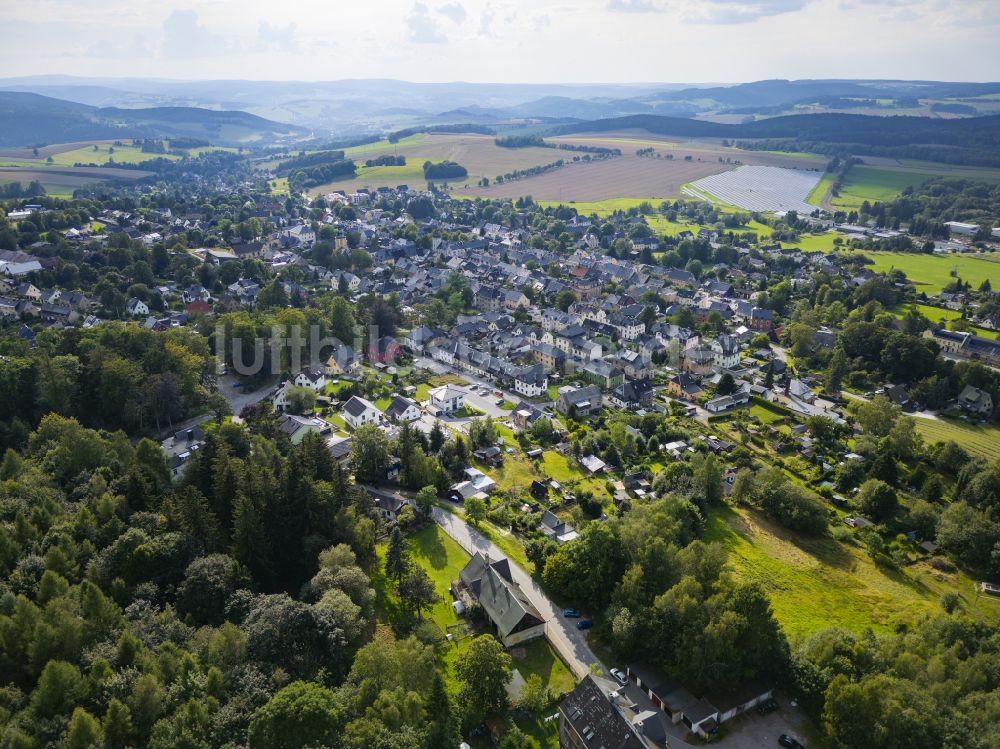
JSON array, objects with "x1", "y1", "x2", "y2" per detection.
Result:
[{"x1": 1, "y1": 1, "x2": 1000, "y2": 748}]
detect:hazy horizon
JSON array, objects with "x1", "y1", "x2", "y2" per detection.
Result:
[{"x1": 3, "y1": 0, "x2": 1000, "y2": 84}]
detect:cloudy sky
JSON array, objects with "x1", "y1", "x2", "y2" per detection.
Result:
[{"x1": 1, "y1": 0, "x2": 999, "y2": 83}]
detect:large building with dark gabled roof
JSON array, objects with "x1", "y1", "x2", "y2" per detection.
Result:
[
  {"x1": 459, "y1": 552, "x2": 545, "y2": 647},
  {"x1": 559, "y1": 675, "x2": 645, "y2": 749}
]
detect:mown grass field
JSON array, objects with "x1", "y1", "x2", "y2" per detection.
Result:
[
  {"x1": 867, "y1": 251, "x2": 1000, "y2": 292},
  {"x1": 830, "y1": 166, "x2": 932, "y2": 210},
  {"x1": 705, "y1": 506, "x2": 1000, "y2": 641},
  {"x1": 911, "y1": 415, "x2": 1000, "y2": 461}
]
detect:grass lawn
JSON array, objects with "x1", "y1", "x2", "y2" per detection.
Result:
[
  {"x1": 866, "y1": 251, "x2": 1000, "y2": 294},
  {"x1": 539, "y1": 451, "x2": 584, "y2": 483},
  {"x1": 830, "y1": 166, "x2": 931, "y2": 211},
  {"x1": 806, "y1": 170, "x2": 835, "y2": 207},
  {"x1": 705, "y1": 506, "x2": 1000, "y2": 641},
  {"x1": 783, "y1": 230, "x2": 840, "y2": 253},
  {"x1": 910, "y1": 415, "x2": 1000, "y2": 461},
  {"x1": 749, "y1": 404, "x2": 789, "y2": 426}
]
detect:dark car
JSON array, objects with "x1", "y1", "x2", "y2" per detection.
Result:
[
  {"x1": 576, "y1": 618, "x2": 593, "y2": 630},
  {"x1": 757, "y1": 699, "x2": 778, "y2": 716},
  {"x1": 563, "y1": 608, "x2": 581, "y2": 618},
  {"x1": 779, "y1": 736, "x2": 804, "y2": 749}
]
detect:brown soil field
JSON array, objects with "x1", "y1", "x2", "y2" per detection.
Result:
[
  {"x1": 461, "y1": 132, "x2": 824, "y2": 202},
  {"x1": 0, "y1": 141, "x2": 119, "y2": 159},
  {"x1": 0, "y1": 166, "x2": 151, "y2": 193},
  {"x1": 306, "y1": 129, "x2": 828, "y2": 201}
]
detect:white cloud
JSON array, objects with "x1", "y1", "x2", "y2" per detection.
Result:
[
  {"x1": 607, "y1": 0, "x2": 667, "y2": 12},
  {"x1": 257, "y1": 21, "x2": 298, "y2": 51},
  {"x1": 161, "y1": 9, "x2": 226, "y2": 57},
  {"x1": 438, "y1": 2, "x2": 467, "y2": 23},
  {"x1": 406, "y1": 2, "x2": 449, "y2": 43},
  {"x1": 686, "y1": 1, "x2": 810, "y2": 24}
]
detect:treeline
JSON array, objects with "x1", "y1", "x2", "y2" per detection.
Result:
[
  {"x1": 387, "y1": 124, "x2": 494, "y2": 143},
  {"x1": 363, "y1": 155, "x2": 405, "y2": 167},
  {"x1": 494, "y1": 135, "x2": 546, "y2": 148},
  {"x1": 494, "y1": 135, "x2": 619, "y2": 155},
  {"x1": 859, "y1": 177, "x2": 1000, "y2": 237},
  {"x1": 0, "y1": 180, "x2": 46, "y2": 199},
  {"x1": 422, "y1": 160, "x2": 467, "y2": 180},
  {"x1": 287, "y1": 160, "x2": 357, "y2": 191},
  {"x1": 275, "y1": 150, "x2": 347, "y2": 175}
]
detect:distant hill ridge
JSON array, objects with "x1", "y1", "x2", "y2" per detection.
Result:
[{"x1": 0, "y1": 91, "x2": 306, "y2": 147}]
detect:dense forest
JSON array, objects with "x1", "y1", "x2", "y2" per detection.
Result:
[{"x1": 421, "y1": 161, "x2": 467, "y2": 180}]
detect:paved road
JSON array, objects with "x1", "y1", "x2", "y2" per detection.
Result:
[{"x1": 430, "y1": 505, "x2": 605, "y2": 680}]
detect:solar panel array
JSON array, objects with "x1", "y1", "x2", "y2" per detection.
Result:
[{"x1": 688, "y1": 165, "x2": 822, "y2": 214}]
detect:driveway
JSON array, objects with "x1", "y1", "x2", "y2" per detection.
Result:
[{"x1": 430, "y1": 505, "x2": 605, "y2": 681}]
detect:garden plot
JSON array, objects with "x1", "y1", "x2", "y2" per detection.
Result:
[{"x1": 688, "y1": 165, "x2": 823, "y2": 213}]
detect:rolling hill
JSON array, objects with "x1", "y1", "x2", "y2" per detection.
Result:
[{"x1": 0, "y1": 91, "x2": 308, "y2": 147}]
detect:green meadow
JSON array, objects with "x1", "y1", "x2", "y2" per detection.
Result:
[
  {"x1": 830, "y1": 166, "x2": 932, "y2": 210},
  {"x1": 911, "y1": 416, "x2": 1000, "y2": 462},
  {"x1": 705, "y1": 506, "x2": 1000, "y2": 641},
  {"x1": 867, "y1": 251, "x2": 1000, "y2": 292}
]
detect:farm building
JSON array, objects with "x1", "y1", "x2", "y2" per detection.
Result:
[{"x1": 944, "y1": 221, "x2": 980, "y2": 237}]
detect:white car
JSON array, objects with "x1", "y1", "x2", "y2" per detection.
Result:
[{"x1": 610, "y1": 668, "x2": 628, "y2": 686}]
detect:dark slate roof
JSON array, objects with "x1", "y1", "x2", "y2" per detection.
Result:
[{"x1": 559, "y1": 676, "x2": 644, "y2": 749}]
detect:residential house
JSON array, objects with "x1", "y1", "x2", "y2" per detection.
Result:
[
  {"x1": 292, "y1": 366, "x2": 328, "y2": 392},
  {"x1": 957, "y1": 384, "x2": 994, "y2": 416},
  {"x1": 538, "y1": 510, "x2": 578, "y2": 544},
  {"x1": 384, "y1": 395, "x2": 421, "y2": 423},
  {"x1": 512, "y1": 363, "x2": 548, "y2": 398},
  {"x1": 556, "y1": 385, "x2": 602, "y2": 418},
  {"x1": 125, "y1": 297, "x2": 150, "y2": 317},
  {"x1": 608, "y1": 380, "x2": 654, "y2": 410},
  {"x1": 368, "y1": 336, "x2": 400, "y2": 364},
  {"x1": 710, "y1": 335, "x2": 741, "y2": 370},
  {"x1": 276, "y1": 413, "x2": 333, "y2": 445},
  {"x1": 324, "y1": 344, "x2": 361, "y2": 377},
  {"x1": 532, "y1": 342, "x2": 566, "y2": 372},
  {"x1": 427, "y1": 384, "x2": 467, "y2": 414},
  {"x1": 582, "y1": 359, "x2": 624, "y2": 390},
  {"x1": 342, "y1": 395, "x2": 381, "y2": 429}
]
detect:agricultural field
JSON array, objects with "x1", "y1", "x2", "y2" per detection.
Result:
[
  {"x1": 829, "y1": 166, "x2": 931, "y2": 210},
  {"x1": 0, "y1": 165, "x2": 152, "y2": 197},
  {"x1": 911, "y1": 415, "x2": 1000, "y2": 461},
  {"x1": 705, "y1": 506, "x2": 1000, "y2": 641},
  {"x1": 309, "y1": 132, "x2": 559, "y2": 194},
  {"x1": 0, "y1": 139, "x2": 225, "y2": 196},
  {"x1": 866, "y1": 251, "x2": 1000, "y2": 292},
  {"x1": 315, "y1": 129, "x2": 828, "y2": 203}
]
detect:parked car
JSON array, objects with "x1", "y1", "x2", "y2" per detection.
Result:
[
  {"x1": 563, "y1": 608, "x2": 581, "y2": 618},
  {"x1": 576, "y1": 618, "x2": 593, "y2": 630},
  {"x1": 778, "y1": 736, "x2": 804, "y2": 749},
  {"x1": 610, "y1": 668, "x2": 628, "y2": 686},
  {"x1": 495, "y1": 398, "x2": 505, "y2": 406},
  {"x1": 495, "y1": 390, "x2": 503, "y2": 396},
  {"x1": 757, "y1": 699, "x2": 778, "y2": 716}
]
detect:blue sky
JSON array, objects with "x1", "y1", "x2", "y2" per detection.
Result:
[{"x1": 1, "y1": 0, "x2": 998, "y2": 82}]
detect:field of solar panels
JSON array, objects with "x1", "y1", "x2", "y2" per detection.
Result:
[{"x1": 685, "y1": 165, "x2": 824, "y2": 213}]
